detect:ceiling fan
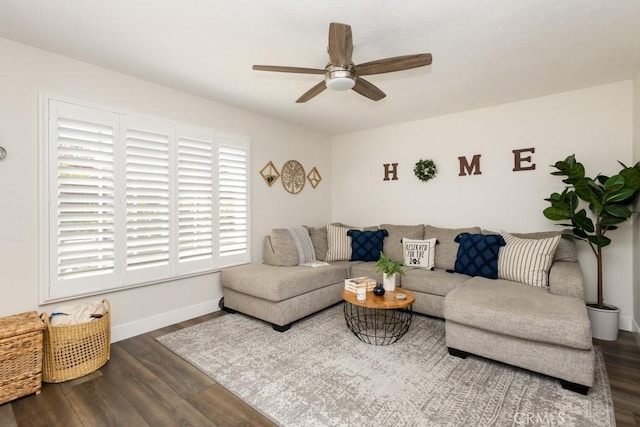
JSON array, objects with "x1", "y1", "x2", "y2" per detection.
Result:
[{"x1": 252, "y1": 22, "x2": 432, "y2": 103}]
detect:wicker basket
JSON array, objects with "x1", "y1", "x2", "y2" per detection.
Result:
[
  {"x1": 0, "y1": 311, "x2": 45, "y2": 404},
  {"x1": 40, "y1": 299, "x2": 111, "y2": 383}
]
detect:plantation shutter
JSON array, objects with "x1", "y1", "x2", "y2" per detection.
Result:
[
  {"x1": 176, "y1": 127, "x2": 215, "y2": 273},
  {"x1": 47, "y1": 101, "x2": 120, "y2": 297},
  {"x1": 217, "y1": 138, "x2": 249, "y2": 266},
  {"x1": 122, "y1": 117, "x2": 172, "y2": 283},
  {"x1": 42, "y1": 96, "x2": 251, "y2": 301}
]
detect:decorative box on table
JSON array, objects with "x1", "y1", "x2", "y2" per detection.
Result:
[
  {"x1": 344, "y1": 277, "x2": 376, "y2": 293},
  {"x1": 0, "y1": 311, "x2": 45, "y2": 404}
]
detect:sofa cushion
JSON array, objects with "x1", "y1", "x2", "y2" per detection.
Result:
[
  {"x1": 380, "y1": 224, "x2": 424, "y2": 262},
  {"x1": 326, "y1": 224, "x2": 361, "y2": 261},
  {"x1": 221, "y1": 263, "x2": 348, "y2": 302},
  {"x1": 444, "y1": 278, "x2": 592, "y2": 350},
  {"x1": 263, "y1": 230, "x2": 298, "y2": 266},
  {"x1": 498, "y1": 231, "x2": 561, "y2": 287},
  {"x1": 424, "y1": 225, "x2": 482, "y2": 270},
  {"x1": 305, "y1": 225, "x2": 328, "y2": 261},
  {"x1": 454, "y1": 233, "x2": 505, "y2": 279},
  {"x1": 513, "y1": 231, "x2": 577, "y2": 263},
  {"x1": 401, "y1": 268, "x2": 472, "y2": 297},
  {"x1": 402, "y1": 238, "x2": 436, "y2": 269},
  {"x1": 484, "y1": 229, "x2": 577, "y2": 263},
  {"x1": 347, "y1": 229, "x2": 388, "y2": 262}
]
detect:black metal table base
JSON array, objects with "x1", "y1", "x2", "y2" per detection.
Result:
[{"x1": 343, "y1": 302, "x2": 413, "y2": 345}]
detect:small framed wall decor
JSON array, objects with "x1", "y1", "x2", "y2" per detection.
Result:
[
  {"x1": 307, "y1": 166, "x2": 322, "y2": 189},
  {"x1": 281, "y1": 160, "x2": 306, "y2": 194},
  {"x1": 260, "y1": 161, "x2": 281, "y2": 187}
]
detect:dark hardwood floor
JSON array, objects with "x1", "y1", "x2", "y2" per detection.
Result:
[{"x1": 2, "y1": 312, "x2": 639, "y2": 426}]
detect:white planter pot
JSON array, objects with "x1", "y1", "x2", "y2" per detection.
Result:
[
  {"x1": 587, "y1": 304, "x2": 620, "y2": 341},
  {"x1": 383, "y1": 273, "x2": 396, "y2": 292}
]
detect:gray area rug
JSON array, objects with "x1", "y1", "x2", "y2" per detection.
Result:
[{"x1": 157, "y1": 305, "x2": 615, "y2": 427}]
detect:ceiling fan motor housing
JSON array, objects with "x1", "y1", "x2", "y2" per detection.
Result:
[{"x1": 325, "y1": 65, "x2": 356, "y2": 91}]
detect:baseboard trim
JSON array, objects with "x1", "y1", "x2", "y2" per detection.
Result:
[
  {"x1": 111, "y1": 299, "x2": 219, "y2": 343},
  {"x1": 632, "y1": 319, "x2": 640, "y2": 350},
  {"x1": 619, "y1": 314, "x2": 635, "y2": 332}
]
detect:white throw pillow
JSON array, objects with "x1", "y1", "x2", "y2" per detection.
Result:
[
  {"x1": 325, "y1": 224, "x2": 362, "y2": 262},
  {"x1": 402, "y1": 238, "x2": 436, "y2": 269},
  {"x1": 498, "y1": 231, "x2": 561, "y2": 287}
]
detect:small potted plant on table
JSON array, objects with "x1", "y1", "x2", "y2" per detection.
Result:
[
  {"x1": 375, "y1": 252, "x2": 405, "y2": 292},
  {"x1": 543, "y1": 154, "x2": 640, "y2": 340}
]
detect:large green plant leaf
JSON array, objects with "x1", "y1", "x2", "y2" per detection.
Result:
[
  {"x1": 572, "y1": 209, "x2": 594, "y2": 232},
  {"x1": 619, "y1": 162, "x2": 640, "y2": 188},
  {"x1": 572, "y1": 228, "x2": 588, "y2": 239},
  {"x1": 604, "y1": 188, "x2": 634, "y2": 204},
  {"x1": 603, "y1": 175, "x2": 625, "y2": 192},
  {"x1": 588, "y1": 235, "x2": 611, "y2": 247},
  {"x1": 574, "y1": 180, "x2": 601, "y2": 207},
  {"x1": 567, "y1": 162, "x2": 585, "y2": 181},
  {"x1": 604, "y1": 204, "x2": 632, "y2": 219},
  {"x1": 566, "y1": 191, "x2": 578, "y2": 212},
  {"x1": 543, "y1": 207, "x2": 570, "y2": 221},
  {"x1": 600, "y1": 213, "x2": 627, "y2": 227}
]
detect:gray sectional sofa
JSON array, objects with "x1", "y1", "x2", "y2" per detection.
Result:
[{"x1": 220, "y1": 223, "x2": 594, "y2": 394}]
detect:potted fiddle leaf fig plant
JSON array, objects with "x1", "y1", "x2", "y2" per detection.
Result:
[
  {"x1": 543, "y1": 154, "x2": 640, "y2": 340},
  {"x1": 375, "y1": 252, "x2": 405, "y2": 292}
]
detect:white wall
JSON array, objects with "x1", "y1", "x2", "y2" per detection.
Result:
[
  {"x1": 331, "y1": 81, "x2": 636, "y2": 330},
  {"x1": 0, "y1": 38, "x2": 332, "y2": 340}
]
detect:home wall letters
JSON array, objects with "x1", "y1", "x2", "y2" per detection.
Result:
[
  {"x1": 383, "y1": 147, "x2": 536, "y2": 180},
  {"x1": 383, "y1": 163, "x2": 399, "y2": 181},
  {"x1": 512, "y1": 147, "x2": 536, "y2": 171}
]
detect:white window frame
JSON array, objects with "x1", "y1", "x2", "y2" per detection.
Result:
[{"x1": 39, "y1": 94, "x2": 251, "y2": 303}]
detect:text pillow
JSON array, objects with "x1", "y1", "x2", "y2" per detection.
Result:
[
  {"x1": 498, "y1": 231, "x2": 561, "y2": 287},
  {"x1": 454, "y1": 233, "x2": 506, "y2": 279},
  {"x1": 402, "y1": 238, "x2": 436, "y2": 269},
  {"x1": 347, "y1": 229, "x2": 389, "y2": 262}
]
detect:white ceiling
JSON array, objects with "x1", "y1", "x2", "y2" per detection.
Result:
[{"x1": 1, "y1": 0, "x2": 640, "y2": 135}]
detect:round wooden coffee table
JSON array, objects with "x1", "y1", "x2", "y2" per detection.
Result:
[{"x1": 342, "y1": 289, "x2": 415, "y2": 345}]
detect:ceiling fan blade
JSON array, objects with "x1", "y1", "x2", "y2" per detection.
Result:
[
  {"x1": 356, "y1": 53, "x2": 432, "y2": 76},
  {"x1": 328, "y1": 23, "x2": 353, "y2": 67},
  {"x1": 296, "y1": 81, "x2": 327, "y2": 103},
  {"x1": 352, "y1": 78, "x2": 386, "y2": 101},
  {"x1": 252, "y1": 65, "x2": 326, "y2": 75}
]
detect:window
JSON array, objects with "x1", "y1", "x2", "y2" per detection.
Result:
[{"x1": 40, "y1": 96, "x2": 250, "y2": 301}]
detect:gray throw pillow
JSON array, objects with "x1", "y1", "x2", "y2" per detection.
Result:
[
  {"x1": 379, "y1": 224, "x2": 425, "y2": 262},
  {"x1": 424, "y1": 225, "x2": 482, "y2": 270},
  {"x1": 304, "y1": 225, "x2": 328, "y2": 261},
  {"x1": 262, "y1": 229, "x2": 299, "y2": 266}
]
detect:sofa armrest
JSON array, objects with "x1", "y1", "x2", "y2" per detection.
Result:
[{"x1": 548, "y1": 261, "x2": 585, "y2": 300}]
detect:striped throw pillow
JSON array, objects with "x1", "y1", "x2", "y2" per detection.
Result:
[
  {"x1": 498, "y1": 231, "x2": 561, "y2": 287},
  {"x1": 326, "y1": 224, "x2": 362, "y2": 262}
]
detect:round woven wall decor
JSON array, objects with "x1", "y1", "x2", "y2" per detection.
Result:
[{"x1": 281, "y1": 160, "x2": 306, "y2": 194}]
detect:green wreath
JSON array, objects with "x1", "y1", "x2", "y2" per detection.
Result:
[{"x1": 413, "y1": 159, "x2": 438, "y2": 182}]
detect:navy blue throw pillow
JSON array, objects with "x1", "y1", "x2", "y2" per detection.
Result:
[
  {"x1": 347, "y1": 229, "x2": 389, "y2": 262},
  {"x1": 454, "y1": 233, "x2": 506, "y2": 279}
]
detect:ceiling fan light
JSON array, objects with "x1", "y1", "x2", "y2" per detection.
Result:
[
  {"x1": 326, "y1": 77, "x2": 356, "y2": 91},
  {"x1": 325, "y1": 66, "x2": 356, "y2": 91}
]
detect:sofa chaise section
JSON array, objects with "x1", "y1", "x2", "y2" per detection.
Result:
[
  {"x1": 221, "y1": 263, "x2": 347, "y2": 331},
  {"x1": 444, "y1": 278, "x2": 594, "y2": 393}
]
